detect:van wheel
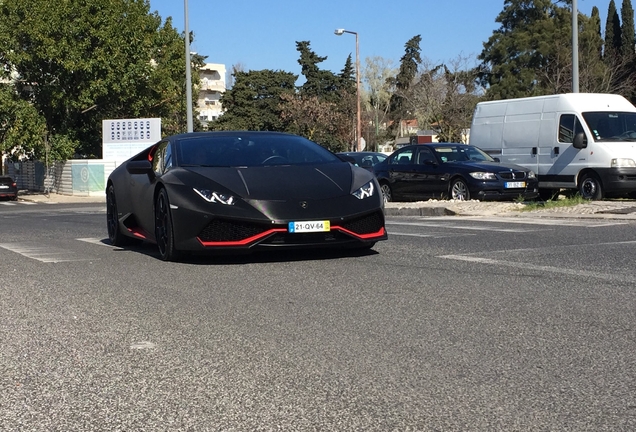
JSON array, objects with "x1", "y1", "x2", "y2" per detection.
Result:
[
  {"x1": 450, "y1": 178, "x2": 470, "y2": 201},
  {"x1": 579, "y1": 173, "x2": 603, "y2": 200}
]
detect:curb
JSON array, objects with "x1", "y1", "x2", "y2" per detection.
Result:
[{"x1": 384, "y1": 206, "x2": 457, "y2": 217}]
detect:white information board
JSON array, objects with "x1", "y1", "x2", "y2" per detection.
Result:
[{"x1": 102, "y1": 118, "x2": 161, "y2": 161}]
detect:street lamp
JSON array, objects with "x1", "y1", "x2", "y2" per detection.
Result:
[{"x1": 335, "y1": 28, "x2": 362, "y2": 152}]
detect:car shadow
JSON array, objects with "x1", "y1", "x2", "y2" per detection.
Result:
[{"x1": 100, "y1": 238, "x2": 379, "y2": 264}]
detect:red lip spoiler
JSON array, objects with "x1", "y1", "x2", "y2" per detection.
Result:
[{"x1": 197, "y1": 226, "x2": 385, "y2": 247}]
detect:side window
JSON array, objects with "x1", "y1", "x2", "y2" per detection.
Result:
[
  {"x1": 559, "y1": 114, "x2": 586, "y2": 143},
  {"x1": 391, "y1": 149, "x2": 414, "y2": 165},
  {"x1": 416, "y1": 147, "x2": 434, "y2": 164},
  {"x1": 152, "y1": 141, "x2": 170, "y2": 175}
]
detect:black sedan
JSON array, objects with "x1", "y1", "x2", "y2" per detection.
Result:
[
  {"x1": 106, "y1": 131, "x2": 387, "y2": 261},
  {"x1": 336, "y1": 151, "x2": 388, "y2": 172},
  {"x1": 0, "y1": 176, "x2": 18, "y2": 201},
  {"x1": 374, "y1": 143, "x2": 539, "y2": 202}
]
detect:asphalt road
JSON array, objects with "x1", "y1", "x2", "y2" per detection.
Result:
[{"x1": 1, "y1": 202, "x2": 635, "y2": 431}]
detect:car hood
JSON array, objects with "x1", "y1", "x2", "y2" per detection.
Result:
[
  {"x1": 183, "y1": 163, "x2": 360, "y2": 200},
  {"x1": 451, "y1": 161, "x2": 531, "y2": 172}
]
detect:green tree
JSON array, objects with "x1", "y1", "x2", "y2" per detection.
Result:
[
  {"x1": 621, "y1": 0, "x2": 635, "y2": 57},
  {"x1": 479, "y1": 0, "x2": 612, "y2": 98},
  {"x1": 209, "y1": 69, "x2": 297, "y2": 131},
  {"x1": 0, "y1": 85, "x2": 46, "y2": 159},
  {"x1": 0, "y1": 0, "x2": 201, "y2": 158},
  {"x1": 387, "y1": 35, "x2": 422, "y2": 138},
  {"x1": 605, "y1": 0, "x2": 622, "y2": 59},
  {"x1": 292, "y1": 41, "x2": 357, "y2": 149}
]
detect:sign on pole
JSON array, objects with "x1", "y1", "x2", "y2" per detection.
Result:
[{"x1": 102, "y1": 118, "x2": 161, "y2": 162}]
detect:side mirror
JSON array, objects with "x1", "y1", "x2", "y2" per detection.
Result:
[
  {"x1": 126, "y1": 160, "x2": 153, "y2": 175},
  {"x1": 338, "y1": 155, "x2": 356, "y2": 165},
  {"x1": 493, "y1": 157, "x2": 501, "y2": 162},
  {"x1": 573, "y1": 132, "x2": 587, "y2": 149}
]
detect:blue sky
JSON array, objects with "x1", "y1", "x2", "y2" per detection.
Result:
[{"x1": 148, "y1": 0, "x2": 602, "y2": 81}]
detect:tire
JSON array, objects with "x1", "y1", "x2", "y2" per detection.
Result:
[
  {"x1": 380, "y1": 183, "x2": 393, "y2": 203},
  {"x1": 578, "y1": 172, "x2": 603, "y2": 200},
  {"x1": 155, "y1": 188, "x2": 180, "y2": 261},
  {"x1": 106, "y1": 184, "x2": 134, "y2": 246},
  {"x1": 450, "y1": 178, "x2": 470, "y2": 201}
]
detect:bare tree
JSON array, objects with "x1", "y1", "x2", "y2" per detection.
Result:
[
  {"x1": 362, "y1": 56, "x2": 397, "y2": 149},
  {"x1": 411, "y1": 55, "x2": 484, "y2": 143}
]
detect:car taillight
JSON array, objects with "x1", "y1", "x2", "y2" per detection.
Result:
[{"x1": 12, "y1": 182, "x2": 16, "y2": 187}]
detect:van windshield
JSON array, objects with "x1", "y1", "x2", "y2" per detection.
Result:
[{"x1": 582, "y1": 112, "x2": 636, "y2": 142}]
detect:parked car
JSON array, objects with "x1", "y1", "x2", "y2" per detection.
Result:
[
  {"x1": 106, "y1": 131, "x2": 387, "y2": 261},
  {"x1": 373, "y1": 143, "x2": 539, "y2": 202},
  {"x1": 0, "y1": 176, "x2": 18, "y2": 201},
  {"x1": 337, "y1": 151, "x2": 388, "y2": 172}
]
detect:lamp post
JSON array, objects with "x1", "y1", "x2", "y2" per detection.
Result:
[
  {"x1": 184, "y1": 0, "x2": 194, "y2": 132},
  {"x1": 572, "y1": 0, "x2": 579, "y2": 93},
  {"x1": 335, "y1": 28, "x2": 361, "y2": 152}
]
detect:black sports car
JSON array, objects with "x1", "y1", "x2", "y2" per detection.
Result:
[
  {"x1": 374, "y1": 143, "x2": 539, "y2": 202},
  {"x1": 336, "y1": 151, "x2": 388, "y2": 172},
  {"x1": 106, "y1": 131, "x2": 387, "y2": 260}
]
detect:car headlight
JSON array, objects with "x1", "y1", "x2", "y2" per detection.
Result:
[
  {"x1": 527, "y1": 170, "x2": 536, "y2": 179},
  {"x1": 469, "y1": 172, "x2": 497, "y2": 180},
  {"x1": 193, "y1": 188, "x2": 236, "y2": 205},
  {"x1": 352, "y1": 181, "x2": 375, "y2": 200},
  {"x1": 611, "y1": 158, "x2": 636, "y2": 167}
]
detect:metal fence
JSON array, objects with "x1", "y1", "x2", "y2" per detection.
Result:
[{"x1": 5, "y1": 160, "x2": 118, "y2": 196}]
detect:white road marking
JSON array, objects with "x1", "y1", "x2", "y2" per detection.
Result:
[
  {"x1": 439, "y1": 243, "x2": 636, "y2": 283},
  {"x1": 388, "y1": 231, "x2": 476, "y2": 238},
  {"x1": 76, "y1": 237, "x2": 121, "y2": 249},
  {"x1": 394, "y1": 216, "x2": 627, "y2": 227},
  {"x1": 386, "y1": 221, "x2": 538, "y2": 233},
  {"x1": 0, "y1": 243, "x2": 97, "y2": 263}
]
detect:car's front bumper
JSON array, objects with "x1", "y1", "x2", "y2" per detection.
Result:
[{"x1": 471, "y1": 179, "x2": 539, "y2": 201}]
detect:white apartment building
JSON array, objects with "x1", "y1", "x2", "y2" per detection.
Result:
[{"x1": 197, "y1": 63, "x2": 226, "y2": 126}]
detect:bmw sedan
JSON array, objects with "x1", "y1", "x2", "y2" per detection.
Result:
[
  {"x1": 106, "y1": 131, "x2": 387, "y2": 261},
  {"x1": 0, "y1": 176, "x2": 18, "y2": 201},
  {"x1": 374, "y1": 143, "x2": 539, "y2": 202}
]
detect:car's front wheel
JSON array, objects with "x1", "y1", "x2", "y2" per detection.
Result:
[
  {"x1": 380, "y1": 183, "x2": 393, "y2": 202},
  {"x1": 579, "y1": 172, "x2": 603, "y2": 200},
  {"x1": 106, "y1": 184, "x2": 133, "y2": 246},
  {"x1": 155, "y1": 188, "x2": 180, "y2": 261},
  {"x1": 450, "y1": 178, "x2": 470, "y2": 201}
]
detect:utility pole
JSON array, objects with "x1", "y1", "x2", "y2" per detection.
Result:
[
  {"x1": 184, "y1": 0, "x2": 194, "y2": 132},
  {"x1": 572, "y1": 0, "x2": 579, "y2": 93}
]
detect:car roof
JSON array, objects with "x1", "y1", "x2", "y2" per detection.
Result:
[{"x1": 168, "y1": 131, "x2": 298, "y2": 141}]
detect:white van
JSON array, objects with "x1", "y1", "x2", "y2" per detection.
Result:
[{"x1": 469, "y1": 93, "x2": 636, "y2": 199}]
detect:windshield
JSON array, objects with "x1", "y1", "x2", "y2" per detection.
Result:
[
  {"x1": 177, "y1": 133, "x2": 341, "y2": 167},
  {"x1": 431, "y1": 145, "x2": 495, "y2": 163},
  {"x1": 582, "y1": 111, "x2": 636, "y2": 142}
]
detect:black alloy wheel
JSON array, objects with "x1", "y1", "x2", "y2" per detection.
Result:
[
  {"x1": 106, "y1": 184, "x2": 132, "y2": 246},
  {"x1": 578, "y1": 173, "x2": 603, "y2": 200},
  {"x1": 155, "y1": 188, "x2": 180, "y2": 261}
]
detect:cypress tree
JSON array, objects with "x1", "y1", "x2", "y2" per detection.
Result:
[
  {"x1": 621, "y1": 0, "x2": 635, "y2": 57},
  {"x1": 605, "y1": 0, "x2": 622, "y2": 58}
]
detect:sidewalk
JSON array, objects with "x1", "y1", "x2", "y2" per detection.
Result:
[
  {"x1": 16, "y1": 191, "x2": 636, "y2": 220},
  {"x1": 18, "y1": 191, "x2": 106, "y2": 204},
  {"x1": 384, "y1": 199, "x2": 636, "y2": 220}
]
